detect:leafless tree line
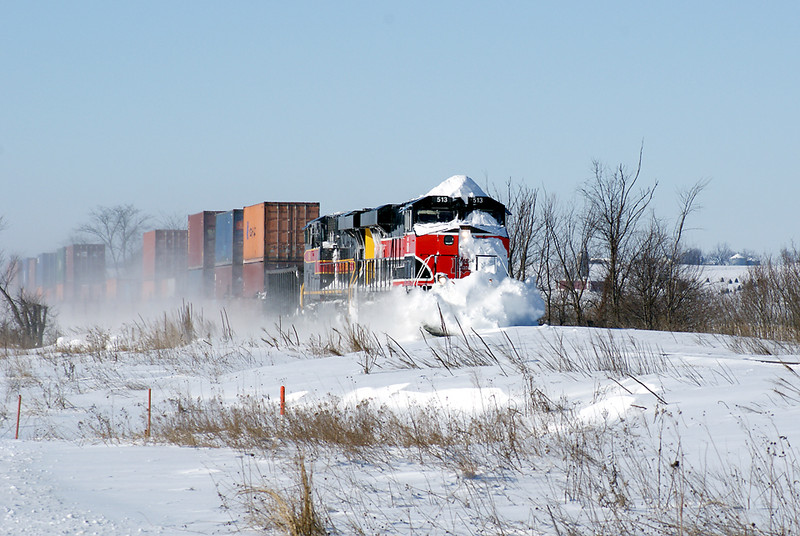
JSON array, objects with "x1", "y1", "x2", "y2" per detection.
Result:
[{"x1": 496, "y1": 148, "x2": 713, "y2": 331}]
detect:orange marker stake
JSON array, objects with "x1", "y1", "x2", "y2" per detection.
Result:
[
  {"x1": 280, "y1": 386, "x2": 285, "y2": 416},
  {"x1": 15, "y1": 395, "x2": 21, "y2": 440}
]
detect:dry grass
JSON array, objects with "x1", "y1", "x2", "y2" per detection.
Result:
[
  {"x1": 6, "y1": 302, "x2": 800, "y2": 535},
  {"x1": 124, "y1": 302, "x2": 208, "y2": 351},
  {"x1": 239, "y1": 454, "x2": 329, "y2": 536}
]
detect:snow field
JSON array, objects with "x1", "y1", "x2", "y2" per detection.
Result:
[
  {"x1": 3, "y1": 315, "x2": 800, "y2": 534},
  {"x1": 1, "y1": 270, "x2": 799, "y2": 534}
]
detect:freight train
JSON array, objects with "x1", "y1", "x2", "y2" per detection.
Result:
[
  {"x1": 11, "y1": 201, "x2": 320, "y2": 309},
  {"x1": 10, "y1": 176, "x2": 510, "y2": 312},
  {"x1": 302, "y1": 175, "x2": 510, "y2": 305}
]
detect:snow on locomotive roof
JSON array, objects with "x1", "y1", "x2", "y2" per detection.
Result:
[{"x1": 424, "y1": 175, "x2": 488, "y2": 203}]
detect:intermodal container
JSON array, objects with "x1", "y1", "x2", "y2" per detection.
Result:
[
  {"x1": 106, "y1": 278, "x2": 140, "y2": 302},
  {"x1": 187, "y1": 268, "x2": 215, "y2": 299},
  {"x1": 214, "y1": 264, "x2": 243, "y2": 299},
  {"x1": 243, "y1": 202, "x2": 319, "y2": 264},
  {"x1": 142, "y1": 230, "x2": 188, "y2": 281},
  {"x1": 265, "y1": 267, "x2": 301, "y2": 314},
  {"x1": 37, "y1": 252, "x2": 57, "y2": 291},
  {"x1": 188, "y1": 211, "x2": 222, "y2": 270},
  {"x1": 26, "y1": 257, "x2": 37, "y2": 291},
  {"x1": 66, "y1": 244, "x2": 106, "y2": 285},
  {"x1": 214, "y1": 209, "x2": 244, "y2": 266},
  {"x1": 73, "y1": 283, "x2": 105, "y2": 301},
  {"x1": 242, "y1": 261, "x2": 265, "y2": 298},
  {"x1": 55, "y1": 247, "x2": 67, "y2": 288},
  {"x1": 142, "y1": 280, "x2": 157, "y2": 301}
]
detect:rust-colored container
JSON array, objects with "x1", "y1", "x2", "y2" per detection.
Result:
[
  {"x1": 243, "y1": 202, "x2": 319, "y2": 264},
  {"x1": 215, "y1": 264, "x2": 243, "y2": 299},
  {"x1": 142, "y1": 230, "x2": 188, "y2": 281},
  {"x1": 188, "y1": 211, "x2": 221, "y2": 270}
]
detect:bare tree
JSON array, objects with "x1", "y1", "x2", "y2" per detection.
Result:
[
  {"x1": 662, "y1": 180, "x2": 709, "y2": 329},
  {"x1": 623, "y1": 180, "x2": 709, "y2": 330},
  {"x1": 74, "y1": 204, "x2": 150, "y2": 278},
  {"x1": 625, "y1": 215, "x2": 670, "y2": 329},
  {"x1": 494, "y1": 179, "x2": 540, "y2": 280},
  {"x1": 582, "y1": 146, "x2": 657, "y2": 326},
  {"x1": 157, "y1": 211, "x2": 188, "y2": 230},
  {"x1": 707, "y1": 243, "x2": 735, "y2": 266},
  {"x1": 0, "y1": 217, "x2": 50, "y2": 347},
  {"x1": 544, "y1": 194, "x2": 595, "y2": 325},
  {"x1": 534, "y1": 195, "x2": 557, "y2": 324}
]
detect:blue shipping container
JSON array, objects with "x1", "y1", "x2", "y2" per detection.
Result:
[{"x1": 215, "y1": 209, "x2": 244, "y2": 266}]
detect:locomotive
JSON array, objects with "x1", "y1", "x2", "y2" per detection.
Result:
[{"x1": 302, "y1": 175, "x2": 510, "y2": 305}]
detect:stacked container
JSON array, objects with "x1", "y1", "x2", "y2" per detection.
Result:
[
  {"x1": 241, "y1": 202, "x2": 319, "y2": 299},
  {"x1": 187, "y1": 211, "x2": 221, "y2": 299},
  {"x1": 55, "y1": 247, "x2": 67, "y2": 300},
  {"x1": 142, "y1": 230, "x2": 188, "y2": 300},
  {"x1": 214, "y1": 209, "x2": 244, "y2": 299},
  {"x1": 36, "y1": 252, "x2": 57, "y2": 299},
  {"x1": 65, "y1": 244, "x2": 106, "y2": 301},
  {"x1": 25, "y1": 258, "x2": 37, "y2": 292}
]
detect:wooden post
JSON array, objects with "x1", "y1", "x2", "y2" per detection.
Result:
[
  {"x1": 145, "y1": 388, "x2": 152, "y2": 439},
  {"x1": 15, "y1": 395, "x2": 21, "y2": 440},
  {"x1": 280, "y1": 386, "x2": 285, "y2": 416}
]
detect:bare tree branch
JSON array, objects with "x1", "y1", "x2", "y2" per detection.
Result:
[
  {"x1": 581, "y1": 145, "x2": 657, "y2": 325},
  {"x1": 74, "y1": 204, "x2": 150, "y2": 278}
]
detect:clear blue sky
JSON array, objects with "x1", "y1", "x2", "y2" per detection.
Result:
[{"x1": 2, "y1": 2, "x2": 798, "y2": 257}]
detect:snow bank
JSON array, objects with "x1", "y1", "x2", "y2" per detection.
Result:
[{"x1": 424, "y1": 175, "x2": 488, "y2": 203}]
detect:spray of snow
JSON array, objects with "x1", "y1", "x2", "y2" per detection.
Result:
[
  {"x1": 424, "y1": 175, "x2": 488, "y2": 203},
  {"x1": 353, "y1": 273, "x2": 544, "y2": 340}
]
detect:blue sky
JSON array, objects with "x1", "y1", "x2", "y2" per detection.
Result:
[{"x1": 2, "y1": 2, "x2": 798, "y2": 257}]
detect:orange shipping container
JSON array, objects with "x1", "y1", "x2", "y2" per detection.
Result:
[{"x1": 243, "y1": 202, "x2": 319, "y2": 264}]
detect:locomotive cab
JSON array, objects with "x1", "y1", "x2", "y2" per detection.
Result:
[{"x1": 405, "y1": 196, "x2": 464, "y2": 229}]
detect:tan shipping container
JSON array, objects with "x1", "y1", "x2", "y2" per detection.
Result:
[{"x1": 243, "y1": 202, "x2": 319, "y2": 264}]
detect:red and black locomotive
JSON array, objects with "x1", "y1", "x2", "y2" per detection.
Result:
[{"x1": 302, "y1": 177, "x2": 510, "y2": 304}]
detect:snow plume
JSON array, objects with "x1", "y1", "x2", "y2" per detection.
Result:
[{"x1": 353, "y1": 273, "x2": 545, "y2": 340}]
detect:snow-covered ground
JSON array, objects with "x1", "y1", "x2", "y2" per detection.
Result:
[{"x1": 2, "y1": 273, "x2": 800, "y2": 535}]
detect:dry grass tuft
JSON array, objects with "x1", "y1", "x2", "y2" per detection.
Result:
[
  {"x1": 125, "y1": 302, "x2": 207, "y2": 351},
  {"x1": 240, "y1": 454, "x2": 329, "y2": 536}
]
